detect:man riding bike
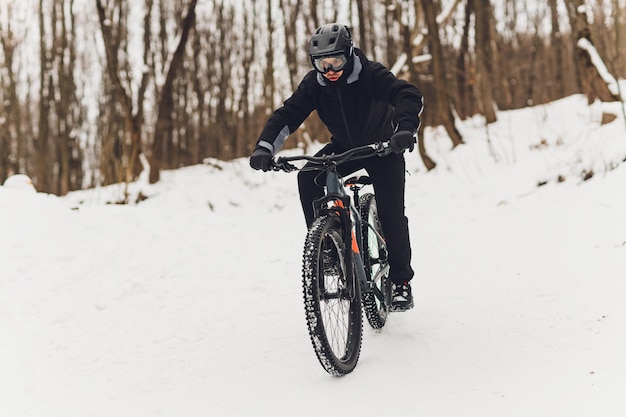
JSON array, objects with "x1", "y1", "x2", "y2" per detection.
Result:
[{"x1": 250, "y1": 23, "x2": 423, "y2": 311}]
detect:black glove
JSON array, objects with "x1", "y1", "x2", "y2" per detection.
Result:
[
  {"x1": 250, "y1": 147, "x2": 273, "y2": 171},
  {"x1": 389, "y1": 130, "x2": 416, "y2": 154}
]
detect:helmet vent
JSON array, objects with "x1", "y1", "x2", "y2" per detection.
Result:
[{"x1": 308, "y1": 23, "x2": 353, "y2": 60}]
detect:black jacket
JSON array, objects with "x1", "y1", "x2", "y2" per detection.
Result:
[{"x1": 256, "y1": 48, "x2": 423, "y2": 154}]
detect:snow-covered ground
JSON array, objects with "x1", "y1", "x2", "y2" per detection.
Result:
[{"x1": 2, "y1": 93, "x2": 626, "y2": 416}]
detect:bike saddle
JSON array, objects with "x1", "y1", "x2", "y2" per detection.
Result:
[{"x1": 344, "y1": 176, "x2": 372, "y2": 186}]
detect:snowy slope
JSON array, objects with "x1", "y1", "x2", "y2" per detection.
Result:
[{"x1": 2, "y1": 93, "x2": 626, "y2": 417}]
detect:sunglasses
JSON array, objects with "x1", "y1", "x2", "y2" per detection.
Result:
[{"x1": 312, "y1": 53, "x2": 348, "y2": 74}]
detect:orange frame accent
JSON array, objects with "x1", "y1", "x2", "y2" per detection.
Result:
[{"x1": 331, "y1": 200, "x2": 359, "y2": 254}]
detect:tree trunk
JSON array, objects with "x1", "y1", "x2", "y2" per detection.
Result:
[
  {"x1": 279, "y1": 0, "x2": 311, "y2": 149},
  {"x1": 0, "y1": 9, "x2": 23, "y2": 181},
  {"x1": 548, "y1": 0, "x2": 565, "y2": 99},
  {"x1": 149, "y1": 0, "x2": 198, "y2": 184},
  {"x1": 474, "y1": 0, "x2": 497, "y2": 123},
  {"x1": 96, "y1": 0, "x2": 148, "y2": 201},
  {"x1": 456, "y1": 0, "x2": 473, "y2": 119},
  {"x1": 356, "y1": 0, "x2": 368, "y2": 55},
  {"x1": 262, "y1": 0, "x2": 276, "y2": 132},
  {"x1": 384, "y1": 0, "x2": 397, "y2": 64},
  {"x1": 417, "y1": 123, "x2": 436, "y2": 171},
  {"x1": 36, "y1": 0, "x2": 51, "y2": 192},
  {"x1": 567, "y1": 0, "x2": 621, "y2": 103},
  {"x1": 421, "y1": 0, "x2": 463, "y2": 147}
]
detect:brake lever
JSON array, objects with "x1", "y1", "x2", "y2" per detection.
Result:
[
  {"x1": 376, "y1": 141, "x2": 393, "y2": 156},
  {"x1": 271, "y1": 159, "x2": 298, "y2": 172}
]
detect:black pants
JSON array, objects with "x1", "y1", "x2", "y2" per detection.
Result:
[{"x1": 297, "y1": 143, "x2": 414, "y2": 285}]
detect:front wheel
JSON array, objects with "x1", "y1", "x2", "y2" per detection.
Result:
[
  {"x1": 359, "y1": 193, "x2": 391, "y2": 329},
  {"x1": 302, "y1": 214, "x2": 362, "y2": 376}
]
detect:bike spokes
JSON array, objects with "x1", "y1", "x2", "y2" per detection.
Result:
[{"x1": 302, "y1": 215, "x2": 362, "y2": 376}]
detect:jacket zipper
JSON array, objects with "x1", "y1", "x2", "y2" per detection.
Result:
[{"x1": 336, "y1": 89, "x2": 355, "y2": 148}]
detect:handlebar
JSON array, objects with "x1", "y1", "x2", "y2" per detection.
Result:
[{"x1": 271, "y1": 141, "x2": 393, "y2": 172}]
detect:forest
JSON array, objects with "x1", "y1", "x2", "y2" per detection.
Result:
[{"x1": 0, "y1": 0, "x2": 623, "y2": 198}]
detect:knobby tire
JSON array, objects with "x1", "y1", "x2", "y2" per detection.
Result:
[
  {"x1": 302, "y1": 214, "x2": 362, "y2": 376},
  {"x1": 359, "y1": 193, "x2": 390, "y2": 329}
]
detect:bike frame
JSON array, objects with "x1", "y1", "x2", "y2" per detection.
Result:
[
  {"x1": 315, "y1": 168, "x2": 383, "y2": 297},
  {"x1": 274, "y1": 142, "x2": 391, "y2": 298}
]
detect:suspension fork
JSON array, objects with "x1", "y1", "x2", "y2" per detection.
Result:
[
  {"x1": 312, "y1": 171, "x2": 368, "y2": 299},
  {"x1": 340, "y1": 205, "x2": 368, "y2": 299}
]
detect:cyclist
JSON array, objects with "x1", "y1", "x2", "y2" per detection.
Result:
[{"x1": 250, "y1": 23, "x2": 423, "y2": 311}]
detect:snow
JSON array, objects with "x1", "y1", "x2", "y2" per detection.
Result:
[
  {"x1": 3, "y1": 174, "x2": 37, "y2": 193},
  {"x1": 2, "y1": 93, "x2": 626, "y2": 416}
]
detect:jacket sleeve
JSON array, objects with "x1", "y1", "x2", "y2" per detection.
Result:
[
  {"x1": 255, "y1": 75, "x2": 316, "y2": 155},
  {"x1": 371, "y1": 63, "x2": 423, "y2": 133}
]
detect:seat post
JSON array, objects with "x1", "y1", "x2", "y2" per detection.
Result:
[{"x1": 350, "y1": 185, "x2": 360, "y2": 210}]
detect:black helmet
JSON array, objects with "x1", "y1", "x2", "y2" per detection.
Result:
[{"x1": 308, "y1": 23, "x2": 353, "y2": 59}]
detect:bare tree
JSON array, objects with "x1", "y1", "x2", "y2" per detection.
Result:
[
  {"x1": 37, "y1": 0, "x2": 52, "y2": 192},
  {"x1": 215, "y1": 2, "x2": 235, "y2": 159},
  {"x1": 474, "y1": 0, "x2": 497, "y2": 123},
  {"x1": 149, "y1": 0, "x2": 198, "y2": 184},
  {"x1": 548, "y1": 0, "x2": 565, "y2": 99},
  {"x1": 236, "y1": 1, "x2": 257, "y2": 156},
  {"x1": 567, "y1": 0, "x2": 621, "y2": 103},
  {"x1": 455, "y1": 0, "x2": 474, "y2": 120},
  {"x1": 421, "y1": 0, "x2": 463, "y2": 147},
  {"x1": 264, "y1": 0, "x2": 276, "y2": 114},
  {"x1": 53, "y1": 0, "x2": 83, "y2": 195},
  {"x1": 356, "y1": 0, "x2": 368, "y2": 54},
  {"x1": 280, "y1": 0, "x2": 303, "y2": 92},
  {"x1": 0, "y1": 8, "x2": 23, "y2": 181},
  {"x1": 96, "y1": 0, "x2": 152, "y2": 200}
]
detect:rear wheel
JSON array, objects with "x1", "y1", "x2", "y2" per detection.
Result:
[
  {"x1": 359, "y1": 193, "x2": 390, "y2": 329},
  {"x1": 302, "y1": 214, "x2": 362, "y2": 376}
]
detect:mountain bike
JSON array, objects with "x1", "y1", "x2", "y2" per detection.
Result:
[{"x1": 271, "y1": 141, "x2": 393, "y2": 376}]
